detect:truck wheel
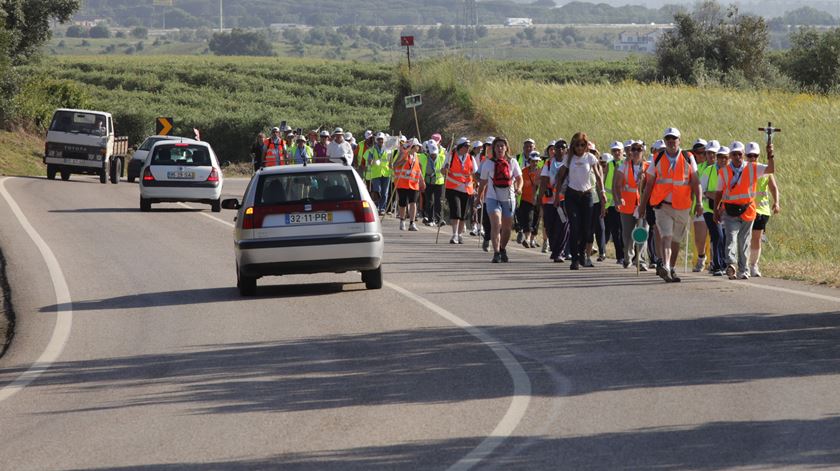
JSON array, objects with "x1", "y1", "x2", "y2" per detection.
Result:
[
  {"x1": 60, "y1": 170, "x2": 71, "y2": 181},
  {"x1": 47, "y1": 165, "x2": 57, "y2": 180},
  {"x1": 237, "y1": 268, "x2": 257, "y2": 296},
  {"x1": 140, "y1": 197, "x2": 151, "y2": 212},
  {"x1": 211, "y1": 199, "x2": 221, "y2": 212},
  {"x1": 110, "y1": 159, "x2": 121, "y2": 184},
  {"x1": 99, "y1": 169, "x2": 107, "y2": 184},
  {"x1": 363, "y1": 266, "x2": 382, "y2": 290}
]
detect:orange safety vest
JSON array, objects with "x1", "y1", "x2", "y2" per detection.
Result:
[
  {"x1": 521, "y1": 165, "x2": 539, "y2": 205},
  {"x1": 617, "y1": 160, "x2": 650, "y2": 215},
  {"x1": 263, "y1": 138, "x2": 286, "y2": 167},
  {"x1": 719, "y1": 162, "x2": 758, "y2": 222},
  {"x1": 394, "y1": 154, "x2": 422, "y2": 191},
  {"x1": 542, "y1": 157, "x2": 565, "y2": 205},
  {"x1": 649, "y1": 150, "x2": 693, "y2": 210},
  {"x1": 445, "y1": 153, "x2": 475, "y2": 195}
]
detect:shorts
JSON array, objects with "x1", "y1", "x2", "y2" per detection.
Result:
[
  {"x1": 693, "y1": 214, "x2": 705, "y2": 223},
  {"x1": 485, "y1": 198, "x2": 515, "y2": 219},
  {"x1": 752, "y1": 214, "x2": 770, "y2": 231},
  {"x1": 654, "y1": 203, "x2": 691, "y2": 241},
  {"x1": 397, "y1": 188, "x2": 419, "y2": 207},
  {"x1": 446, "y1": 190, "x2": 470, "y2": 220}
]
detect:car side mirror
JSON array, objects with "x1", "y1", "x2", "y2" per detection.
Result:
[{"x1": 221, "y1": 198, "x2": 241, "y2": 210}]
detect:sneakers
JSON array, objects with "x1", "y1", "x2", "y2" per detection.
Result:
[
  {"x1": 491, "y1": 252, "x2": 501, "y2": 263},
  {"x1": 692, "y1": 256, "x2": 706, "y2": 272},
  {"x1": 516, "y1": 232, "x2": 524, "y2": 244},
  {"x1": 541, "y1": 244, "x2": 548, "y2": 254},
  {"x1": 583, "y1": 256, "x2": 594, "y2": 268},
  {"x1": 570, "y1": 260, "x2": 580, "y2": 270},
  {"x1": 530, "y1": 240, "x2": 539, "y2": 248},
  {"x1": 457, "y1": 235, "x2": 464, "y2": 244},
  {"x1": 623, "y1": 260, "x2": 631, "y2": 269},
  {"x1": 737, "y1": 271, "x2": 750, "y2": 280},
  {"x1": 725, "y1": 264, "x2": 737, "y2": 280},
  {"x1": 482, "y1": 239, "x2": 490, "y2": 252},
  {"x1": 409, "y1": 222, "x2": 418, "y2": 231},
  {"x1": 670, "y1": 269, "x2": 681, "y2": 283},
  {"x1": 469, "y1": 225, "x2": 478, "y2": 236},
  {"x1": 713, "y1": 269, "x2": 724, "y2": 276},
  {"x1": 450, "y1": 235, "x2": 457, "y2": 244},
  {"x1": 616, "y1": 258, "x2": 624, "y2": 265},
  {"x1": 500, "y1": 250, "x2": 509, "y2": 263},
  {"x1": 428, "y1": 221, "x2": 437, "y2": 227},
  {"x1": 399, "y1": 220, "x2": 407, "y2": 231},
  {"x1": 640, "y1": 264, "x2": 648, "y2": 272},
  {"x1": 378, "y1": 209, "x2": 386, "y2": 216},
  {"x1": 657, "y1": 266, "x2": 674, "y2": 283},
  {"x1": 522, "y1": 240, "x2": 530, "y2": 249},
  {"x1": 750, "y1": 265, "x2": 762, "y2": 277}
]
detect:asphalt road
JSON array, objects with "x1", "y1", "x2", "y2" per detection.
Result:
[{"x1": 1, "y1": 174, "x2": 839, "y2": 470}]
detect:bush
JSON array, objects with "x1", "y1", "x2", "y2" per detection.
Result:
[
  {"x1": 208, "y1": 28, "x2": 274, "y2": 56},
  {"x1": 66, "y1": 25, "x2": 88, "y2": 38},
  {"x1": 131, "y1": 27, "x2": 149, "y2": 39},
  {"x1": 13, "y1": 78, "x2": 90, "y2": 129},
  {"x1": 89, "y1": 24, "x2": 111, "y2": 39},
  {"x1": 783, "y1": 28, "x2": 840, "y2": 93}
]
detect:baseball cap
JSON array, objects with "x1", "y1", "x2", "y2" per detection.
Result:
[
  {"x1": 663, "y1": 127, "x2": 681, "y2": 139},
  {"x1": 399, "y1": 135, "x2": 407, "y2": 142},
  {"x1": 425, "y1": 140, "x2": 439, "y2": 154},
  {"x1": 524, "y1": 138, "x2": 536, "y2": 145},
  {"x1": 485, "y1": 136, "x2": 495, "y2": 146},
  {"x1": 600, "y1": 152, "x2": 614, "y2": 163},
  {"x1": 431, "y1": 133, "x2": 442, "y2": 143},
  {"x1": 375, "y1": 132, "x2": 386, "y2": 140},
  {"x1": 333, "y1": 127, "x2": 344, "y2": 135},
  {"x1": 730, "y1": 141, "x2": 745, "y2": 153},
  {"x1": 610, "y1": 141, "x2": 623, "y2": 150},
  {"x1": 456, "y1": 137, "x2": 470, "y2": 147},
  {"x1": 472, "y1": 141, "x2": 483, "y2": 149},
  {"x1": 624, "y1": 139, "x2": 634, "y2": 148},
  {"x1": 296, "y1": 135, "x2": 306, "y2": 142},
  {"x1": 652, "y1": 139, "x2": 665, "y2": 150},
  {"x1": 692, "y1": 138, "x2": 707, "y2": 150},
  {"x1": 555, "y1": 139, "x2": 567, "y2": 148},
  {"x1": 319, "y1": 130, "x2": 330, "y2": 137},
  {"x1": 271, "y1": 126, "x2": 280, "y2": 132},
  {"x1": 403, "y1": 137, "x2": 420, "y2": 148},
  {"x1": 746, "y1": 142, "x2": 761, "y2": 156},
  {"x1": 364, "y1": 130, "x2": 373, "y2": 139},
  {"x1": 717, "y1": 146, "x2": 730, "y2": 156},
  {"x1": 281, "y1": 124, "x2": 292, "y2": 132},
  {"x1": 344, "y1": 132, "x2": 353, "y2": 141},
  {"x1": 529, "y1": 151, "x2": 542, "y2": 161},
  {"x1": 705, "y1": 142, "x2": 720, "y2": 154}
]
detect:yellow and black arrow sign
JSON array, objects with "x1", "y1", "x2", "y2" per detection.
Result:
[{"x1": 156, "y1": 117, "x2": 174, "y2": 136}]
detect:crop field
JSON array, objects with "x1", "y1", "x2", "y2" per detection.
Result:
[
  {"x1": 25, "y1": 55, "x2": 398, "y2": 162},
  {"x1": 406, "y1": 59, "x2": 840, "y2": 285}
]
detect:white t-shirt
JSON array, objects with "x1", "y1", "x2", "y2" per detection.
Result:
[
  {"x1": 444, "y1": 152, "x2": 478, "y2": 173},
  {"x1": 715, "y1": 162, "x2": 768, "y2": 192},
  {"x1": 646, "y1": 150, "x2": 699, "y2": 203},
  {"x1": 327, "y1": 140, "x2": 354, "y2": 165},
  {"x1": 618, "y1": 160, "x2": 646, "y2": 180},
  {"x1": 560, "y1": 153, "x2": 599, "y2": 192},
  {"x1": 480, "y1": 158, "x2": 522, "y2": 202}
]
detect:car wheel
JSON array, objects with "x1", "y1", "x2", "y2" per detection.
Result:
[
  {"x1": 211, "y1": 198, "x2": 221, "y2": 212},
  {"x1": 363, "y1": 266, "x2": 382, "y2": 290},
  {"x1": 47, "y1": 165, "x2": 57, "y2": 180},
  {"x1": 99, "y1": 168, "x2": 107, "y2": 184},
  {"x1": 237, "y1": 268, "x2": 256, "y2": 296},
  {"x1": 140, "y1": 197, "x2": 151, "y2": 212},
  {"x1": 60, "y1": 170, "x2": 71, "y2": 181},
  {"x1": 110, "y1": 159, "x2": 121, "y2": 184}
]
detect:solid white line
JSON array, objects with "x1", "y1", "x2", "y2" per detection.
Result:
[
  {"x1": 0, "y1": 177, "x2": 73, "y2": 403},
  {"x1": 384, "y1": 281, "x2": 532, "y2": 471}
]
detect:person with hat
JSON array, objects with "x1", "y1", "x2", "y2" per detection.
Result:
[
  {"x1": 516, "y1": 151, "x2": 543, "y2": 248},
  {"x1": 327, "y1": 127, "x2": 354, "y2": 165},
  {"x1": 645, "y1": 139, "x2": 664, "y2": 268},
  {"x1": 289, "y1": 134, "x2": 313, "y2": 165},
  {"x1": 468, "y1": 140, "x2": 485, "y2": 236},
  {"x1": 478, "y1": 136, "x2": 523, "y2": 263},
  {"x1": 639, "y1": 127, "x2": 702, "y2": 282},
  {"x1": 394, "y1": 138, "x2": 427, "y2": 231},
  {"x1": 539, "y1": 140, "x2": 557, "y2": 253},
  {"x1": 746, "y1": 141, "x2": 780, "y2": 278},
  {"x1": 701, "y1": 144, "x2": 729, "y2": 276},
  {"x1": 443, "y1": 137, "x2": 478, "y2": 244},
  {"x1": 714, "y1": 140, "x2": 776, "y2": 279},
  {"x1": 603, "y1": 141, "x2": 626, "y2": 264},
  {"x1": 307, "y1": 129, "x2": 319, "y2": 147},
  {"x1": 419, "y1": 139, "x2": 446, "y2": 227},
  {"x1": 554, "y1": 132, "x2": 607, "y2": 270},
  {"x1": 314, "y1": 129, "x2": 330, "y2": 162},
  {"x1": 357, "y1": 130, "x2": 375, "y2": 170},
  {"x1": 541, "y1": 138, "x2": 570, "y2": 262},
  {"x1": 282, "y1": 125, "x2": 295, "y2": 152},
  {"x1": 363, "y1": 132, "x2": 392, "y2": 215},
  {"x1": 250, "y1": 132, "x2": 266, "y2": 173},
  {"x1": 479, "y1": 136, "x2": 495, "y2": 251},
  {"x1": 513, "y1": 138, "x2": 537, "y2": 244},
  {"x1": 690, "y1": 138, "x2": 710, "y2": 272},
  {"x1": 263, "y1": 126, "x2": 286, "y2": 168},
  {"x1": 613, "y1": 140, "x2": 650, "y2": 269}
]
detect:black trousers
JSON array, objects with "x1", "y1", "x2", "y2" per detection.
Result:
[
  {"x1": 544, "y1": 202, "x2": 569, "y2": 260},
  {"x1": 591, "y1": 200, "x2": 606, "y2": 255},
  {"x1": 605, "y1": 206, "x2": 624, "y2": 260},
  {"x1": 424, "y1": 183, "x2": 444, "y2": 223},
  {"x1": 565, "y1": 189, "x2": 594, "y2": 262}
]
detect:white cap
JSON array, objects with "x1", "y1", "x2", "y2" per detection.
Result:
[
  {"x1": 344, "y1": 132, "x2": 353, "y2": 141},
  {"x1": 271, "y1": 126, "x2": 280, "y2": 132},
  {"x1": 404, "y1": 137, "x2": 421, "y2": 148},
  {"x1": 296, "y1": 134, "x2": 306, "y2": 141},
  {"x1": 692, "y1": 138, "x2": 707, "y2": 149},
  {"x1": 374, "y1": 132, "x2": 386, "y2": 140},
  {"x1": 717, "y1": 146, "x2": 730, "y2": 155},
  {"x1": 547, "y1": 140, "x2": 556, "y2": 147},
  {"x1": 472, "y1": 141, "x2": 483, "y2": 149},
  {"x1": 624, "y1": 139, "x2": 634, "y2": 148},
  {"x1": 705, "y1": 142, "x2": 720, "y2": 154},
  {"x1": 529, "y1": 151, "x2": 542, "y2": 161},
  {"x1": 399, "y1": 135, "x2": 407, "y2": 142},
  {"x1": 663, "y1": 127, "x2": 681, "y2": 139},
  {"x1": 610, "y1": 141, "x2": 623, "y2": 150},
  {"x1": 456, "y1": 137, "x2": 470, "y2": 147},
  {"x1": 319, "y1": 130, "x2": 330, "y2": 137},
  {"x1": 600, "y1": 152, "x2": 614, "y2": 163},
  {"x1": 523, "y1": 138, "x2": 535, "y2": 145},
  {"x1": 746, "y1": 142, "x2": 761, "y2": 156},
  {"x1": 364, "y1": 130, "x2": 373, "y2": 139},
  {"x1": 333, "y1": 127, "x2": 344, "y2": 135},
  {"x1": 652, "y1": 139, "x2": 665, "y2": 150},
  {"x1": 633, "y1": 140, "x2": 645, "y2": 147},
  {"x1": 730, "y1": 141, "x2": 745, "y2": 153},
  {"x1": 281, "y1": 124, "x2": 292, "y2": 132},
  {"x1": 485, "y1": 136, "x2": 495, "y2": 145},
  {"x1": 425, "y1": 140, "x2": 439, "y2": 154}
]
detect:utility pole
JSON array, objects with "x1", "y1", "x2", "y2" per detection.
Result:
[{"x1": 219, "y1": 0, "x2": 224, "y2": 32}]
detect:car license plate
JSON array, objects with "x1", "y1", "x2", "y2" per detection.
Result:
[
  {"x1": 167, "y1": 171, "x2": 195, "y2": 179},
  {"x1": 286, "y1": 212, "x2": 332, "y2": 224}
]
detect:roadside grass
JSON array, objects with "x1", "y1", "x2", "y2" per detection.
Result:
[
  {"x1": 406, "y1": 59, "x2": 840, "y2": 286},
  {"x1": 0, "y1": 130, "x2": 45, "y2": 177}
]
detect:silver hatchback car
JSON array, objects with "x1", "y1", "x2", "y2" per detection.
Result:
[{"x1": 222, "y1": 163, "x2": 384, "y2": 296}]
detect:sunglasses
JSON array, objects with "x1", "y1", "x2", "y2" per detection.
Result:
[
  {"x1": 630, "y1": 147, "x2": 644, "y2": 152},
  {"x1": 730, "y1": 152, "x2": 743, "y2": 156},
  {"x1": 746, "y1": 154, "x2": 759, "y2": 158},
  {"x1": 664, "y1": 136, "x2": 678, "y2": 141}
]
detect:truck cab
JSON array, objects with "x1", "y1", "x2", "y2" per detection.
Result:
[{"x1": 44, "y1": 108, "x2": 128, "y2": 184}]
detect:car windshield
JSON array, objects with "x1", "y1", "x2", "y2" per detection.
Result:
[
  {"x1": 49, "y1": 111, "x2": 107, "y2": 136},
  {"x1": 150, "y1": 144, "x2": 211, "y2": 166},
  {"x1": 256, "y1": 171, "x2": 359, "y2": 206},
  {"x1": 139, "y1": 137, "x2": 173, "y2": 151}
]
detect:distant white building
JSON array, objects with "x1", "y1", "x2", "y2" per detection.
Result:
[
  {"x1": 613, "y1": 29, "x2": 667, "y2": 53},
  {"x1": 505, "y1": 18, "x2": 533, "y2": 27}
]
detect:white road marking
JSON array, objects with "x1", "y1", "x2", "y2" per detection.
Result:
[
  {"x1": 192, "y1": 204, "x2": 533, "y2": 470},
  {"x1": 0, "y1": 177, "x2": 73, "y2": 403},
  {"x1": 176, "y1": 203, "x2": 235, "y2": 227}
]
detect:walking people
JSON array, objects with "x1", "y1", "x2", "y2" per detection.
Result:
[
  {"x1": 747, "y1": 141, "x2": 780, "y2": 277},
  {"x1": 603, "y1": 141, "x2": 625, "y2": 264},
  {"x1": 263, "y1": 126, "x2": 286, "y2": 168},
  {"x1": 443, "y1": 137, "x2": 478, "y2": 244},
  {"x1": 478, "y1": 137, "x2": 523, "y2": 263},
  {"x1": 517, "y1": 151, "x2": 542, "y2": 248},
  {"x1": 250, "y1": 132, "x2": 265, "y2": 172},
  {"x1": 541, "y1": 138, "x2": 570, "y2": 262},
  {"x1": 289, "y1": 134, "x2": 313, "y2": 164},
  {"x1": 314, "y1": 130, "x2": 330, "y2": 161},
  {"x1": 613, "y1": 140, "x2": 650, "y2": 270},
  {"x1": 327, "y1": 128, "x2": 354, "y2": 165},
  {"x1": 702, "y1": 144, "x2": 729, "y2": 276},
  {"x1": 419, "y1": 139, "x2": 446, "y2": 227},
  {"x1": 357, "y1": 130, "x2": 374, "y2": 170},
  {"x1": 363, "y1": 132, "x2": 392, "y2": 215},
  {"x1": 691, "y1": 139, "x2": 710, "y2": 272},
  {"x1": 639, "y1": 128, "x2": 703, "y2": 283},
  {"x1": 480, "y1": 136, "x2": 495, "y2": 252},
  {"x1": 393, "y1": 138, "x2": 427, "y2": 231},
  {"x1": 468, "y1": 141, "x2": 484, "y2": 236},
  {"x1": 714, "y1": 140, "x2": 776, "y2": 280},
  {"x1": 555, "y1": 132, "x2": 607, "y2": 270}
]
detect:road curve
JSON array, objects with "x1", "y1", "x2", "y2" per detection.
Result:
[{"x1": 1, "y1": 174, "x2": 840, "y2": 470}]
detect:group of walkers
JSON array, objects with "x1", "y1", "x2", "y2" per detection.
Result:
[{"x1": 250, "y1": 125, "x2": 780, "y2": 283}]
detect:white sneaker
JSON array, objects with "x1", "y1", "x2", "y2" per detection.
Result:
[
  {"x1": 409, "y1": 222, "x2": 418, "y2": 231},
  {"x1": 399, "y1": 220, "x2": 406, "y2": 231},
  {"x1": 449, "y1": 235, "x2": 457, "y2": 244},
  {"x1": 692, "y1": 256, "x2": 706, "y2": 272},
  {"x1": 737, "y1": 271, "x2": 750, "y2": 280},
  {"x1": 457, "y1": 235, "x2": 464, "y2": 244},
  {"x1": 750, "y1": 265, "x2": 762, "y2": 277}
]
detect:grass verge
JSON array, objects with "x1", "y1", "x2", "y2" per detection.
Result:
[{"x1": 0, "y1": 130, "x2": 45, "y2": 177}]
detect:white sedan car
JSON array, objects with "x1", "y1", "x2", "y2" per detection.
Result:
[
  {"x1": 139, "y1": 139, "x2": 223, "y2": 212},
  {"x1": 222, "y1": 163, "x2": 384, "y2": 296}
]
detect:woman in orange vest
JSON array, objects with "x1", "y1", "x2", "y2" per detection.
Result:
[
  {"x1": 443, "y1": 137, "x2": 478, "y2": 244},
  {"x1": 263, "y1": 127, "x2": 286, "y2": 167},
  {"x1": 517, "y1": 151, "x2": 542, "y2": 248},
  {"x1": 393, "y1": 138, "x2": 426, "y2": 231},
  {"x1": 713, "y1": 141, "x2": 775, "y2": 280},
  {"x1": 613, "y1": 140, "x2": 650, "y2": 270}
]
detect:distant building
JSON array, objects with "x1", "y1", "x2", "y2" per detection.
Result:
[
  {"x1": 73, "y1": 18, "x2": 107, "y2": 28},
  {"x1": 613, "y1": 29, "x2": 668, "y2": 53},
  {"x1": 269, "y1": 23, "x2": 298, "y2": 31},
  {"x1": 505, "y1": 18, "x2": 533, "y2": 27}
]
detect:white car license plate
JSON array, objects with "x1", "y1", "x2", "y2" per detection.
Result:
[
  {"x1": 167, "y1": 171, "x2": 195, "y2": 179},
  {"x1": 286, "y1": 212, "x2": 332, "y2": 224}
]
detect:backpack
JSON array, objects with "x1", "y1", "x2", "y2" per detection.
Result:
[{"x1": 492, "y1": 158, "x2": 512, "y2": 188}]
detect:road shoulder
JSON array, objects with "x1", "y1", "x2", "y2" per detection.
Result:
[{"x1": 0, "y1": 247, "x2": 12, "y2": 359}]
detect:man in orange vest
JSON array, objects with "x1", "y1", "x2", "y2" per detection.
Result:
[
  {"x1": 613, "y1": 140, "x2": 650, "y2": 270},
  {"x1": 639, "y1": 127, "x2": 703, "y2": 283},
  {"x1": 713, "y1": 140, "x2": 776, "y2": 280},
  {"x1": 393, "y1": 138, "x2": 427, "y2": 231},
  {"x1": 263, "y1": 127, "x2": 286, "y2": 168}
]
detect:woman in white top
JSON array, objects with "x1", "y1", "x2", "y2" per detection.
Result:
[
  {"x1": 554, "y1": 132, "x2": 607, "y2": 270},
  {"x1": 477, "y1": 137, "x2": 523, "y2": 263}
]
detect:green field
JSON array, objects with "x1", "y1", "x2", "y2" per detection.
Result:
[{"x1": 403, "y1": 59, "x2": 840, "y2": 286}]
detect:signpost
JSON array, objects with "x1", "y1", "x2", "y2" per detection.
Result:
[
  {"x1": 400, "y1": 35, "x2": 414, "y2": 70},
  {"x1": 404, "y1": 94, "x2": 422, "y2": 142},
  {"x1": 156, "y1": 117, "x2": 174, "y2": 136},
  {"x1": 632, "y1": 225, "x2": 649, "y2": 276}
]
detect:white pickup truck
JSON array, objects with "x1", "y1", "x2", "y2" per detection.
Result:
[{"x1": 43, "y1": 108, "x2": 129, "y2": 184}]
